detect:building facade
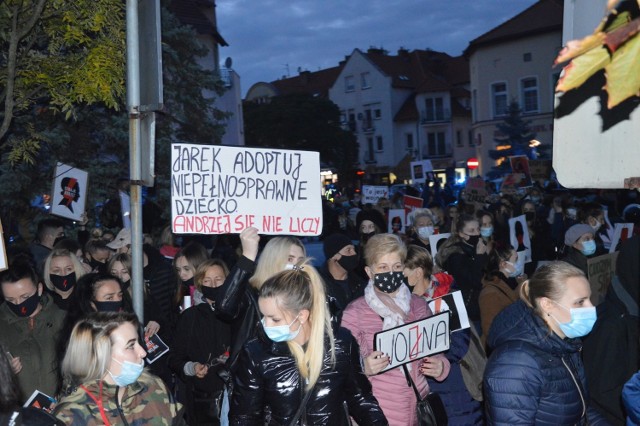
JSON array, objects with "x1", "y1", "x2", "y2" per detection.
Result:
[
  {"x1": 329, "y1": 48, "x2": 471, "y2": 184},
  {"x1": 465, "y1": 0, "x2": 563, "y2": 177}
]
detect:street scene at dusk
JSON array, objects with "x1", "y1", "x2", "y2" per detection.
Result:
[{"x1": 0, "y1": 0, "x2": 639, "y2": 425}]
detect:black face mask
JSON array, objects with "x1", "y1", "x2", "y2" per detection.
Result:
[
  {"x1": 362, "y1": 231, "x2": 376, "y2": 244},
  {"x1": 201, "y1": 285, "x2": 222, "y2": 303},
  {"x1": 53, "y1": 235, "x2": 66, "y2": 247},
  {"x1": 93, "y1": 300, "x2": 123, "y2": 312},
  {"x1": 373, "y1": 271, "x2": 406, "y2": 293},
  {"x1": 89, "y1": 259, "x2": 107, "y2": 274},
  {"x1": 465, "y1": 235, "x2": 480, "y2": 248},
  {"x1": 50, "y1": 273, "x2": 76, "y2": 292},
  {"x1": 337, "y1": 254, "x2": 359, "y2": 272},
  {"x1": 182, "y1": 277, "x2": 195, "y2": 288},
  {"x1": 7, "y1": 291, "x2": 41, "y2": 317},
  {"x1": 524, "y1": 211, "x2": 536, "y2": 222}
]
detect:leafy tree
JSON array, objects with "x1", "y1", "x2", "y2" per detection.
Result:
[
  {"x1": 487, "y1": 101, "x2": 550, "y2": 178},
  {"x1": 0, "y1": 3, "x2": 227, "y2": 240},
  {"x1": 243, "y1": 94, "x2": 359, "y2": 182},
  {"x1": 0, "y1": 0, "x2": 125, "y2": 162}
]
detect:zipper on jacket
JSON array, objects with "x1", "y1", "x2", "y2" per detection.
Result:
[
  {"x1": 115, "y1": 387, "x2": 131, "y2": 426},
  {"x1": 561, "y1": 357, "x2": 586, "y2": 420}
]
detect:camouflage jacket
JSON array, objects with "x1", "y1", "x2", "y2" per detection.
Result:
[{"x1": 54, "y1": 371, "x2": 184, "y2": 425}]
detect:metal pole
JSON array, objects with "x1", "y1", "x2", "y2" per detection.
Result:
[{"x1": 126, "y1": 0, "x2": 144, "y2": 322}]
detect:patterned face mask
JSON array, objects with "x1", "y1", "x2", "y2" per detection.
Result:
[{"x1": 373, "y1": 271, "x2": 406, "y2": 293}]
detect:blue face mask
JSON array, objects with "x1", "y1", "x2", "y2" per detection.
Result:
[
  {"x1": 580, "y1": 239, "x2": 596, "y2": 256},
  {"x1": 550, "y1": 302, "x2": 597, "y2": 339},
  {"x1": 504, "y1": 260, "x2": 523, "y2": 278},
  {"x1": 261, "y1": 315, "x2": 301, "y2": 343},
  {"x1": 480, "y1": 226, "x2": 493, "y2": 238},
  {"x1": 109, "y1": 358, "x2": 144, "y2": 387}
]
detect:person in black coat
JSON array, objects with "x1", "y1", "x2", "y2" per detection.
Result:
[
  {"x1": 436, "y1": 214, "x2": 489, "y2": 325},
  {"x1": 319, "y1": 233, "x2": 366, "y2": 323},
  {"x1": 583, "y1": 236, "x2": 640, "y2": 425},
  {"x1": 230, "y1": 264, "x2": 387, "y2": 425},
  {"x1": 169, "y1": 259, "x2": 232, "y2": 426}
]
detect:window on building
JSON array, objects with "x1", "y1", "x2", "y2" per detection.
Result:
[
  {"x1": 468, "y1": 130, "x2": 474, "y2": 147},
  {"x1": 345, "y1": 76, "x2": 355, "y2": 92},
  {"x1": 347, "y1": 109, "x2": 356, "y2": 132},
  {"x1": 456, "y1": 130, "x2": 463, "y2": 147},
  {"x1": 520, "y1": 77, "x2": 539, "y2": 113},
  {"x1": 376, "y1": 136, "x2": 383, "y2": 152},
  {"x1": 406, "y1": 133, "x2": 414, "y2": 150},
  {"x1": 492, "y1": 82, "x2": 508, "y2": 117},
  {"x1": 425, "y1": 97, "x2": 445, "y2": 122},
  {"x1": 361, "y1": 72, "x2": 371, "y2": 89},
  {"x1": 374, "y1": 109, "x2": 381, "y2": 119},
  {"x1": 366, "y1": 137, "x2": 375, "y2": 162},
  {"x1": 523, "y1": 52, "x2": 532, "y2": 62},
  {"x1": 427, "y1": 132, "x2": 446, "y2": 157}
]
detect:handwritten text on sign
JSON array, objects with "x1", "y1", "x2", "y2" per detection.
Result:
[
  {"x1": 374, "y1": 311, "x2": 450, "y2": 372},
  {"x1": 171, "y1": 144, "x2": 323, "y2": 235}
]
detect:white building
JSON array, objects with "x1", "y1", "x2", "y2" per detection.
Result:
[
  {"x1": 465, "y1": 0, "x2": 563, "y2": 177},
  {"x1": 329, "y1": 48, "x2": 471, "y2": 184}
]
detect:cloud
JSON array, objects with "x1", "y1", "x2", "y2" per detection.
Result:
[{"x1": 216, "y1": 0, "x2": 540, "y2": 96}]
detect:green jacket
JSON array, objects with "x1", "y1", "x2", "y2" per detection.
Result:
[
  {"x1": 0, "y1": 291, "x2": 65, "y2": 400},
  {"x1": 55, "y1": 371, "x2": 184, "y2": 425}
]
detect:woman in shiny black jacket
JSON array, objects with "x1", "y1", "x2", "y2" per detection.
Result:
[{"x1": 230, "y1": 264, "x2": 387, "y2": 425}]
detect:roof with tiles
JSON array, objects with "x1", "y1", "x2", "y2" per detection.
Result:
[
  {"x1": 464, "y1": 0, "x2": 563, "y2": 56},
  {"x1": 363, "y1": 48, "x2": 469, "y2": 91},
  {"x1": 271, "y1": 65, "x2": 344, "y2": 98},
  {"x1": 169, "y1": 0, "x2": 228, "y2": 46}
]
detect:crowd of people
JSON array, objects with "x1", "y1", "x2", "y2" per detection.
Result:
[{"x1": 0, "y1": 181, "x2": 639, "y2": 425}]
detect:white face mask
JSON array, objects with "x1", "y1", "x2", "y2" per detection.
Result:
[{"x1": 417, "y1": 226, "x2": 434, "y2": 240}]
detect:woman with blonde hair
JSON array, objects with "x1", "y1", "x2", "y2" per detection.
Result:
[
  {"x1": 215, "y1": 228, "x2": 306, "y2": 370},
  {"x1": 484, "y1": 261, "x2": 606, "y2": 425},
  {"x1": 55, "y1": 312, "x2": 185, "y2": 425},
  {"x1": 231, "y1": 263, "x2": 387, "y2": 424},
  {"x1": 342, "y1": 233, "x2": 450, "y2": 426},
  {"x1": 248, "y1": 236, "x2": 305, "y2": 288},
  {"x1": 43, "y1": 248, "x2": 86, "y2": 310}
]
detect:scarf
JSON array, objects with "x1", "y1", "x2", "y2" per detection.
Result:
[{"x1": 364, "y1": 281, "x2": 411, "y2": 330}]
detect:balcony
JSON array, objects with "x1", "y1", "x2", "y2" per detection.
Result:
[
  {"x1": 361, "y1": 119, "x2": 375, "y2": 133},
  {"x1": 420, "y1": 109, "x2": 451, "y2": 124}
]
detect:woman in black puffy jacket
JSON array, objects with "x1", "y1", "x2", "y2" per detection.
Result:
[
  {"x1": 229, "y1": 263, "x2": 387, "y2": 425},
  {"x1": 484, "y1": 261, "x2": 608, "y2": 425}
]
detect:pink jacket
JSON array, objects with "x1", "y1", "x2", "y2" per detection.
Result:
[{"x1": 342, "y1": 294, "x2": 450, "y2": 426}]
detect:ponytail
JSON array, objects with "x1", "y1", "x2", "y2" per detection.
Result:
[{"x1": 259, "y1": 261, "x2": 335, "y2": 390}]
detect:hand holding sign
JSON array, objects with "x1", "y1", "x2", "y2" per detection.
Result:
[{"x1": 364, "y1": 351, "x2": 390, "y2": 376}]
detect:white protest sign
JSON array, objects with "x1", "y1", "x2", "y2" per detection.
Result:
[
  {"x1": 429, "y1": 233, "x2": 450, "y2": 261},
  {"x1": 388, "y1": 209, "x2": 406, "y2": 234},
  {"x1": 362, "y1": 185, "x2": 389, "y2": 204},
  {"x1": 374, "y1": 311, "x2": 450, "y2": 372},
  {"x1": 0, "y1": 221, "x2": 7, "y2": 272},
  {"x1": 609, "y1": 223, "x2": 634, "y2": 253},
  {"x1": 119, "y1": 190, "x2": 131, "y2": 229},
  {"x1": 410, "y1": 160, "x2": 433, "y2": 184},
  {"x1": 171, "y1": 144, "x2": 322, "y2": 236},
  {"x1": 428, "y1": 290, "x2": 470, "y2": 332},
  {"x1": 50, "y1": 163, "x2": 88, "y2": 222},
  {"x1": 509, "y1": 215, "x2": 532, "y2": 263}
]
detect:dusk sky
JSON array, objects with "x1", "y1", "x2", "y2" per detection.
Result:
[{"x1": 216, "y1": 0, "x2": 541, "y2": 97}]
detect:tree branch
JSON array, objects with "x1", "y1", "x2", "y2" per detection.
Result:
[{"x1": 18, "y1": 0, "x2": 47, "y2": 40}]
